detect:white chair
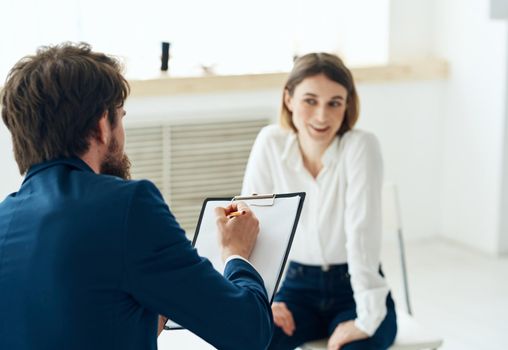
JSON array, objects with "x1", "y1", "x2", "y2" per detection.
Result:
[{"x1": 300, "y1": 184, "x2": 443, "y2": 350}]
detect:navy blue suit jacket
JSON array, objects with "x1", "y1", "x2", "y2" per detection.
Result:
[{"x1": 0, "y1": 158, "x2": 273, "y2": 350}]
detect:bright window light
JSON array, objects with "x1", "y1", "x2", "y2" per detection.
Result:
[{"x1": 0, "y1": 0, "x2": 389, "y2": 81}]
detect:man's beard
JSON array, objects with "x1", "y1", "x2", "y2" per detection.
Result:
[{"x1": 100, "y1": 137, "x2": 131, "y2": 180}]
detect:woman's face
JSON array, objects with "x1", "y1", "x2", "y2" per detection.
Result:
[{"x1": 285, "y1": 73, "x2": 348, "y2": 149}]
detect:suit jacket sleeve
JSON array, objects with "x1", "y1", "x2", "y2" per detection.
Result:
[{"x1": 121, "y1": 180, "x2": 273, "y2": 350}]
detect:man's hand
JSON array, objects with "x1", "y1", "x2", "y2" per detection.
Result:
[
  {"x1": 272, "y1": 302, "x2": 295, "y2": 336},
  {"x1": 215, "y1": 201, "x2": 259, "y2": 261},
  {"x1": 157, "y1": 315, "x2": 168, "y2": 337},
  {"x1": 327, "y1": 320, "x2": 368, "y2": 350}
]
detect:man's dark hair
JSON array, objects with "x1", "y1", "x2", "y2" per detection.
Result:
[{"x1": 1, "y1": 42, "x2": 130, "y2": 174}]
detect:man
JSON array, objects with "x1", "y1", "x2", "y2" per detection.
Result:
[{"x1": 0, "y1": 42, "x2": 273, "y2": 350}]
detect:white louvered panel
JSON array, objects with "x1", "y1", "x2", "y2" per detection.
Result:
[
  {"x1": 171, "y1": 169, "x2": 246, "y2": 184},
  {"x1": 124, "y1": 126, "x2": 165, "y2": 193},
  {"x1": 171, "y1": 155, "x2": 252, "y2": 168},
  {"x1": 169, "y1": 118, "x2": 269, "y2": 236}
]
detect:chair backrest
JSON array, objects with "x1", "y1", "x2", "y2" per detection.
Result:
[
  {"x1": 382, "y1": 183, "x2": 413, "y2": 315},
  {"x1": 382, "y1": 183, "x2": 403, "y2": 233}
]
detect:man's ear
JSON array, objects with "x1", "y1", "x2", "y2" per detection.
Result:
[
  {"x1": 284, "y1": 89, "x2": 293, "y2": 112},
  {"x1": 96, "y1": 111, "x2": 111, "y2": 145}
]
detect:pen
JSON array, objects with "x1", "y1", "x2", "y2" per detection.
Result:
[{"x1": 228, "y1": 210, "x2": 246, "y2": 219}]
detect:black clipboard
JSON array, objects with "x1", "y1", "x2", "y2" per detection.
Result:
[{"x1": 165, "y1": 192, "x2": 305, "y2": 330}]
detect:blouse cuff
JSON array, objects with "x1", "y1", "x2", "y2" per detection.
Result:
[{"x1": 352, "y1": 287, "x2": 389, "y2": 336}]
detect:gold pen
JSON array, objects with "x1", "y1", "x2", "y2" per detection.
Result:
[{"x1": 228, "y1": 210, "x2": 246, "y2": 219}]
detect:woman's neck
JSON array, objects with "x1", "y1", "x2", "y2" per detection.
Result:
[{"x1": 298, "y1": 138, "x2": 328, "y2": 179}]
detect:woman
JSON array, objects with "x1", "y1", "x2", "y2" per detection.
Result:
[{"x1": 242, "y1": 53, "x2": 397, "y2": 350}]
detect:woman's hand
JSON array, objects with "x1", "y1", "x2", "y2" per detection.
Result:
[
  {"x1": 327, "y1": 320, "x2": 368, "y2": 350},
  {"x1": 272, "y1": 302, "x2": 295, "y2": 336}
]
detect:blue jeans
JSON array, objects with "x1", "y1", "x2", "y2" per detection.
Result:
[{"x1": 268, "y1": 262, "x2": 397, "y2": 350}]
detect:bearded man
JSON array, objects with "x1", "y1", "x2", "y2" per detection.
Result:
[{"x1": 0, "y1": 42, "x2": 272, "y2": 350}]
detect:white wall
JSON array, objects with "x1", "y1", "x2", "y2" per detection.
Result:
[
  {"x1": 389, "y1": 0, "x2": 508, "y2": 255},
  {"x1": 0, "y1": 123, "x2": 22, "y2": 200},
  {"x1": 358, "y1": 81, "x2": 445, "y2": 240},
  {"x1": 389, "y1": 0, "x2": 437, "y2": 62},
  {"x1": 501, "y1": 46, "x2": 508, "y2": 254},
  {"x1": 434, "y1": 0, "x2": 507, "y2": 255},
  {"x1": 494, "y1": 0, "x2": 508, "y2": 254}
]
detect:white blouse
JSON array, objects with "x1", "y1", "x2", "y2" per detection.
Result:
[{"x1": 242, "y1": 124, "x2": 390, "y2": 336}]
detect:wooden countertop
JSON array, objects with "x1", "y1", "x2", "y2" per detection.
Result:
[{"x1": 129, "y1": 59, "x2": 449, "y2": 97}]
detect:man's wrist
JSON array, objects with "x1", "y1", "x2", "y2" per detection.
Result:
[
  {"x1": 221, "y1": 248, "x2": 249, "y2": 262},
  {"x1": 224, "y1": 254, "x2": 254, "y2": 268},
  {"x1": 225, "y1": 254, "x2": 249, "y2": 264}
]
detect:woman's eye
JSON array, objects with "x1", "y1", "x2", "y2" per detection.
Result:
[
  {"x1": 329, "y1": 101, "x2": 342, "y2": 107},
  {"x1": 304, "y1": 99, "x2": 317, "y2": 105}
]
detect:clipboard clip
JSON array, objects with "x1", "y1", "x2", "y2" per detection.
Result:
[{"x1": 232, "y1": 193, "x2": 276, "y2": 206}]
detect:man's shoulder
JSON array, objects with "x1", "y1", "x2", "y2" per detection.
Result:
[
  {"x1": 93, "y1": 174, "x2": 156, "y2": 192},
  {"x1": 77, "y1": 172, "x2": 161, "y2": 205}
]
